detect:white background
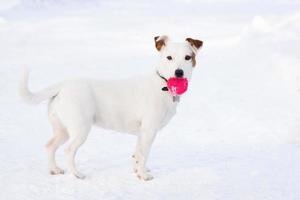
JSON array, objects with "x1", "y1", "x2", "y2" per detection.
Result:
[{"x1": 0, "y1": 0, "x2": 300, "y2": 199}]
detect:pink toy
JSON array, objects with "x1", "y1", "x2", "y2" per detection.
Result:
[{"x1": 167, "y1": 77, "x2": 188, "y2": 96}]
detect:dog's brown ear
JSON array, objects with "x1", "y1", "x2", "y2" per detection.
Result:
[
  {"x1": 154, "y1": 35, "x2": 168, "y2": 51},
  {"x1": 186, "y1": 38, "x2": 203, "y2": 50}
]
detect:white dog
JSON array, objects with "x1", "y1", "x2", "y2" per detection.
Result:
[{"x1": 19, "y1": 36, "x2": 203, "y2": 181}]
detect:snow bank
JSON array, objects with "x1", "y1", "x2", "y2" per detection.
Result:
[{"x1": 0, "y1": 2, "x2": 299, "y2": 144}]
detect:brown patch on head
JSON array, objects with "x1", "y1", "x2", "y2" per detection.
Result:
[
  {"x1": 191, "y1": 52, "x2": 196, "y2": 67},
  {"x1": 186, "y1": 38, "x2": 203, "y2": 50},
  {"x1": 154, "y1": 35, "x2": 168, "y2": 51}
]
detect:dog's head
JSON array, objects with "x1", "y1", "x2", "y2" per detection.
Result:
[{"x1": 154, "y1": 36, "x2": 203, "y2": 80}]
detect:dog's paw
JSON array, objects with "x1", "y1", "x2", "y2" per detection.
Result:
[
  {"x1": 136, "y1": 170, "x2": 154, "y2": 181},
  {"x1": 50, "y1": 167, "x2": 64, "y2": 175},
  {"x1": 73, "y1": 172, "x2": 86, "y2": 179}
]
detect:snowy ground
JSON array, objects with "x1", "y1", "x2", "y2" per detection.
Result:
[{"x1": 0, "y1": 0, "x2": 300, "y2": 199}]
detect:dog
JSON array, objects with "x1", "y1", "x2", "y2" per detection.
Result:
[{"x1": 19, "y1": 35, "x2": 203, "y2": 180}]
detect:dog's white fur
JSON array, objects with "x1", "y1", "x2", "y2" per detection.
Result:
[{"x1": 19, "y1": 36, "x2": 203, "y2": 180}]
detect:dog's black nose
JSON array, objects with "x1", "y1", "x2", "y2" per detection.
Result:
[{"x1": 175, "y1": 69, "x2": 184, "y2": 78}]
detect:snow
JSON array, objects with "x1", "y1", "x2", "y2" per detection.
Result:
[{"x1": 0, "y1": 0, "x2": 300, "y2": 199}]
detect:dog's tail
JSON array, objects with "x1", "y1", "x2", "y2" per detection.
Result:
[{"x1": 19, "y1": 68, "x2": 61, "y2": 105}]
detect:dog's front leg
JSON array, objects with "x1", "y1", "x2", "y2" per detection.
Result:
[{"x1": 134, "y1": 129, "x2": 157, "y2": 181}]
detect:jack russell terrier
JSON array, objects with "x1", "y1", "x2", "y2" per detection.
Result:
[{"x1": 19, "y1": 35, "x2": 203, "y2": 181}]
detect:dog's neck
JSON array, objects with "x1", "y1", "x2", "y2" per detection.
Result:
[
  {"x1": 156, "y1": 71, "x2": 169, "y2": 91},
  {"x1": 153, "y1": 71, "x2": 180, "y2": 103}
]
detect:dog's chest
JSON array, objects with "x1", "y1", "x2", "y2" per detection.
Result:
[{"x1": 158, "y1": 102, "x2": 177, "y2": 129}]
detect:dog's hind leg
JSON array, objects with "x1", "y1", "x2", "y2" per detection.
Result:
[
  {"x1": 46, "y1": 116, "x2": 69, "y2": 175},
  {"x1": 64, "y1": 126, "x2": 90, "y2": 179}
]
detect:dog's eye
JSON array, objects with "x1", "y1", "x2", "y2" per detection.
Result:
[
  {"x1": 166, "y1": 56, "x2": 172, "y2": 60},
  {"x1": 185, "y1": 55, "x2": 191, "y2": 61}
]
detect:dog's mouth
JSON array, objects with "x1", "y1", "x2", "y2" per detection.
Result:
[{"x1": 156, "y1": 71, "x2": 189, "y2": 95}]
